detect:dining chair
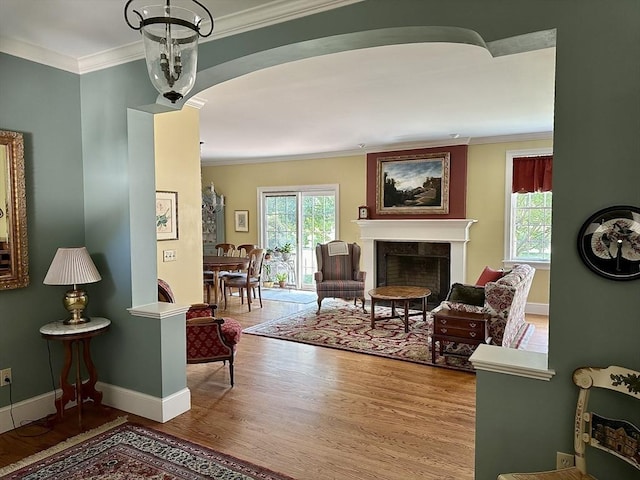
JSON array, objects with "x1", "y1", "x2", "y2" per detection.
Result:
[
  {"x1": 222, "y1": 248, "x2": 265, "y2": 311},
  {"x1": 205, "y1": 243, "x2": 237, "y2": 301},
  {"x1": 214, "y1": 243, "x2": 236, "y2": 256},
  {"x1": 236, "y1": 243, "x2": 259, "y2": 257}
]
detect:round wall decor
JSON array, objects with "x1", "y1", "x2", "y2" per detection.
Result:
[{"x1": 577, "y1": 205, "x2": 640, "y2": 280}]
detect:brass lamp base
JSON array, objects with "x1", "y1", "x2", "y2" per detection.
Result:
[{"x1": 63, "y1": 288, "x2": 91, "y2": 325}]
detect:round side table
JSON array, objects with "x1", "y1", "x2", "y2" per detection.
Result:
[{"x1": 40, "y1": 317, "x2": 110, "y2": 428}]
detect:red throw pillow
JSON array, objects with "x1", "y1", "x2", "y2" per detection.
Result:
[{"x1": 475, "y1": 266, "x2": 504, "y2": 286}]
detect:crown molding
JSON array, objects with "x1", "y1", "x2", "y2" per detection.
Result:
[
  {"x1": 200, "y1": 132, "x2": 553, "y2": 167},
  {"x1": 469, "y1": 131, "x2": 553, "y2": 145},
  {"x1": 0, "y1": 35, "x2": 79, "y2": 73},
  {"x1": 185, "y1": 96, "x2": 208, "y2": 109},
  {"x1": 0, "y1": 0, "x2": 363, "y2": 74}
]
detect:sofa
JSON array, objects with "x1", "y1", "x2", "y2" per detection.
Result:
[{"x1": 431, "y1": 264, "x2": 536, "y2": 356}]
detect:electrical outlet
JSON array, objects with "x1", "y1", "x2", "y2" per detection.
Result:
[
  {"x1": 163, "y1": 250, "x2": 176, "y2": 262},
  {"x1": 1, "y1": 368, "x2": 12, "y2": 387},
  {"x1": 556, "y1": 452, "x2": 575, "y2": 469}
]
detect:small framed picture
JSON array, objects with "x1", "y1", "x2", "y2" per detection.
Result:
[
  {"x1": 234, "y1": 210, "x2": 249, "y2": 232},
  {"x1": 156, "y1": 191, "x2": 178, "y2": 240}
]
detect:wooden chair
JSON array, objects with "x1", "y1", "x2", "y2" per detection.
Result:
[
  {"x1": 222, "y1": 248, "x2": 265, "y2": 311},
  {"x1": 204, "y1": 243, "x2": 237, "y2": 302},
  {"x1": 214, "y1": 243, "x2": 236, "y2": 256},
  {"x1": 236, "y1": 243, "x2": 259, "y2": 257},
  {"x1": 315, "y1": 241, "x2": 366, "y2": 314},
  {"x1": 498, "y1": 365, "x2": 640, "y2": 479},
  {"x1": 158, "y1": 279, "x2": 242, "y2": 386}
]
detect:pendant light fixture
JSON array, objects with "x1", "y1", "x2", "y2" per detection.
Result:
[{"x1": 124, "y1": 0, "x2": 214, "y2": 103}]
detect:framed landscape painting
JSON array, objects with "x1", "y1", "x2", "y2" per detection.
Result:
[
  {"x1": 376, "y1": 152, "x2": 450, "y2": 215},
  {"x1": 156, "y1": 191, "x2": 178, "y2": 240}
]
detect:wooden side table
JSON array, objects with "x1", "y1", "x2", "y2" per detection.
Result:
[
  {"x1": 40, "y1": 317, "x2": 110, "y2": 428},
  {"x1": 431, "y1": 309, "x2": 490, "y2": 363}
]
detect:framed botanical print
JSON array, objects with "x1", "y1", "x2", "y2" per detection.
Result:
[{"x1": 156, "y1": 191, "x2": 178, "y2": 240}]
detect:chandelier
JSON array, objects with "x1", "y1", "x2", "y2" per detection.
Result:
[{"x1": 124, "y1": 0, "x2": 214, "y2": 103}]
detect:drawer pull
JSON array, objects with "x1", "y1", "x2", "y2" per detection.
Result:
[
  {"x1": 469, "y1": 332, "x2": 476, "y2": 338},
  {"x1": 440, "y1": 319, "x2": 447, "y2": 324},
  {"x1": 469, "y1": 322, "x2": 476, "y2": 328},
  {"x1": 440, "y1": 328, "x2": 447, "y2": 333}
]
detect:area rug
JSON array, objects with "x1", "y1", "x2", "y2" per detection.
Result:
[
  {"x1": 243, "y1": 303, "x2": 477, "y2": 372},
  {"x1": 260, "y1": 288, "x2": 317, "y2": 304},
  {"x1": 0, "y1": 418, "x2": 294, "y2": 480}
]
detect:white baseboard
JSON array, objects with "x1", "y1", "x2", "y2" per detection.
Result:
[
  {"x1": 526, "y1": 302, "x2": 549, "y2": 316},
  {"x1": 0, "y1": 390, "x2": 58, "y2": 434},
  {"x1": 98, "y1": 382, "x2": 191, "y2": 423},
  {"x1": 0, "y1": 384, "x2": 191, "y2": 434}
]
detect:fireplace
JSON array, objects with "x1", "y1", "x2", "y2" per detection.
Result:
[
  {"x1": 354, "y1": 219, "x2": 476, "y2": 304},
  {"x1": 376, "y1": 241, "x2": 451, "y2": 306}
]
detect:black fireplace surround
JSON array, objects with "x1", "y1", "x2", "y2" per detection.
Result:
[{"x1": 375, "y1": 241, "x2": 451, "y2": 308}]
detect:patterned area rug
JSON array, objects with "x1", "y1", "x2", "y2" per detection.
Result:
[
  {"x1": 243, "y1": 302, "x2": 476, "y2": 372},
  {"x1": 0, "y1": 418, "x2": 293, "y2": 480}
]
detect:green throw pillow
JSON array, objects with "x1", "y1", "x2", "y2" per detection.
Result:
[{"x1": 447, "y1": 283, "x2": 485, "y2": 306}]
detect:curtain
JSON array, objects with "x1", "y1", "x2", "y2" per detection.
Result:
[{"x1": 512, "y1": 155, "x2": 553, "y2": 193}]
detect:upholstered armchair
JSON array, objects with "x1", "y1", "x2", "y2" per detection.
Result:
[
  {"x1": 158, "y1": 279, "x2": 243, "y2": 386},
  {"x1": 314, "y1": 241, "x2": 366, "y2": 314}
]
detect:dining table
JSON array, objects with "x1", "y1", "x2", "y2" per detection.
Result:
[{"x1": 203, "y1": 255, "x2": 250, "y2": 305}]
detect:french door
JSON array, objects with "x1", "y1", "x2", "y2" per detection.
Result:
[{"x1": 259, "y1": 185, "x2": 338, "y2": 289}]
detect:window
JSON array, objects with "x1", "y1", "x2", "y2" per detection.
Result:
[
  {"x1": 258, "y1": 185, "x2": 338, "y2": 289},
  {"x1": 505, "y1": 148, "x2": 553, "y2": 266}
]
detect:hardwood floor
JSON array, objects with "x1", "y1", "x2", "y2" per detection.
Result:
[{"x1": 0, "y1": 296, "x2": 548, "y2": 479}]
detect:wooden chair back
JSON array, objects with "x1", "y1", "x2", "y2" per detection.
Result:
[
  {"x1": 237, "y1": 244, "x2": 259, "y2": 257},
  {"x1": 498, "y1": 365, "x2": 640, "y2": 479},
  {"x1": 214, "y1": 243, "x2": 236, "y2": 256}
]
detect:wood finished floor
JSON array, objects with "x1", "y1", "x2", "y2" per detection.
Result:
[{"x1": 0, "y1": 295, "x2": 548, "y2": 479}]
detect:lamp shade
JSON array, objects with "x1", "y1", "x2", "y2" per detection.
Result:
[{"x1": 43, "y1": 247, "x2": 102, "y2": 286}]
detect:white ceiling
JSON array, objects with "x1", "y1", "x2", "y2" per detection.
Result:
[{"x1": 0, "y1": 0, "x2": 555, "y2": 164}]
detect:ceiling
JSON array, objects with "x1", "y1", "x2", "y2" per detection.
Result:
[{"x1": 0, "y1": 0, "x2": 555, "y2": 165}]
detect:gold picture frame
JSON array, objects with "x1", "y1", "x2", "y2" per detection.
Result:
[{"x1": 376, "y1": 152, "x2": 450, "y2": 215}]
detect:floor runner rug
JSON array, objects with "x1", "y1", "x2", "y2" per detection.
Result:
[
  {"x1": 0, "y1": 418, "x2": 294, "y2": 480},
  {"x1": 243, "y1": 303, "x2": 476, "y2": 372},
  {"x1": 260, "y1": 288, "x2": 317, "y2": 304}
]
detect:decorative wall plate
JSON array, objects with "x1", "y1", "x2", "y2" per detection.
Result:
[{"x1": 577, "y1": 205, "x2": 640, "y2": 280}]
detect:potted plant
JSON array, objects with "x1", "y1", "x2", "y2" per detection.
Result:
[
  {"x1": 275, "y1": 272, "x2": 287, "y2": 288},
  {"x1": 263, "y1": 263, "x2": 273, "y2": 288},
  {"x1": 279, "y1": 243, "x2": 293, "y2": 261}
]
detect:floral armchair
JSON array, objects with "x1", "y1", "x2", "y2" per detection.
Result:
[{"x1": 431, "y1": 264, "x2": 535, "y2": 356}]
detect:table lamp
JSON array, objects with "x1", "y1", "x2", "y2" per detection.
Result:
[{"x1": 43, "y1": 247, "x2": 102, "y2": 325}]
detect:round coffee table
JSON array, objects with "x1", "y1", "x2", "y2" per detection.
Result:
[{"x1": 368, "y1": 286, "x2": 431, "y2": 333}]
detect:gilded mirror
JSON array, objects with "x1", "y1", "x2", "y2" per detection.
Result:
[{"x1": 0, "y1": 130, "x2": 29, "y2": 289}]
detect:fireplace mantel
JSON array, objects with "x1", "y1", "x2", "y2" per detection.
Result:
[{"x1": 354, "y1": 219, "x2": 477, "y2": 295}]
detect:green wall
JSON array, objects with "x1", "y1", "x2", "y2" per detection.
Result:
[
  {"x1": 0, "y1": 53, "x2": 84, "y2": 402},
  {"x1": 1, "y1": 1, "x2": 640, "y2": 478}
]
